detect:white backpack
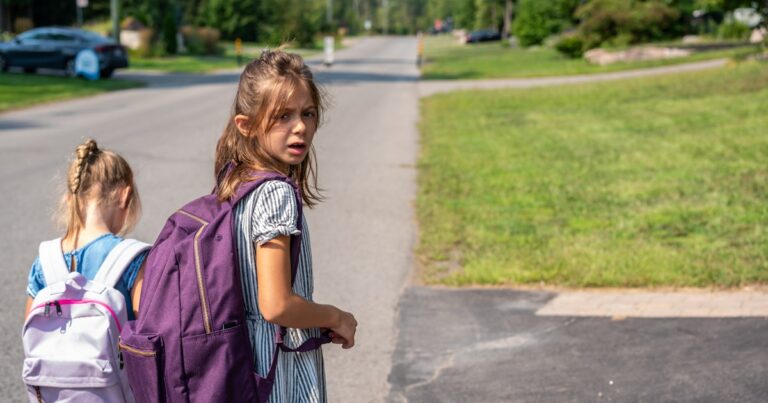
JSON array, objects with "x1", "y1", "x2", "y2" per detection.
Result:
[{"x1": 21, "y1": 238, "x2": 150, "y2": 403}]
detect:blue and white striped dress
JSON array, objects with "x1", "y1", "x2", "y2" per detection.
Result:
[{"x1": 234, "y1": 180, "x2": 327, "y2": 403}]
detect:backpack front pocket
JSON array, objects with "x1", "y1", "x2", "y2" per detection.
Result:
[
  {"x1": 181, "y1": 324, "x2": 258, "y2": 402},
  {"x1": 22, "y1": 358, "x2": 125, "y2": 402},
  {"x1": 119, "y1": 332, "x2": 165, "y2": 403}
]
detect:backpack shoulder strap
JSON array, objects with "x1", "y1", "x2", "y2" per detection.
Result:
[
  {"x1": 93, "y1": 239, "x2": 151, "y2": 288},
  {"x1": 38, "y1": 238, "x2": 70, "y2": 285}
]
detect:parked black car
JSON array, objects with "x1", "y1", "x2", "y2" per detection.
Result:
[
  {"x1": 466, "y1": 29, "x2": 502, "y2": 43},
  {"x1": 0, "y1": 27, "x2": 128, "y2": 78}
]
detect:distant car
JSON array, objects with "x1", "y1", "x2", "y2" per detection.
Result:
[
  {"x1": 466, "y1": 29, "x2": 501, "y2": 43},
  {"x1": 0, "y1": 27, "x2": 128, "y2": 78}
]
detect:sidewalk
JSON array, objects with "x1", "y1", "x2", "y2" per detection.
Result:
[
  {"x1": 388, "y1": 287, "x2": 768, "y2": 403},
  {"x1": 417, "y1": 58, "x2": 728, "y2": 97},
  {"x1": 536, "y1": 288, "x2": 768, "y2": 318}
]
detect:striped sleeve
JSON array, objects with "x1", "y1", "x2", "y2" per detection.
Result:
[{"x1": 251, "y1": 180, "x2": 301, "y2": 245}]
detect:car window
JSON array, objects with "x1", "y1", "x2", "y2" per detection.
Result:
[
  {"x1": 77, "y1": 30, "x2": 110, "y2": 44},
  {"x1": 16, "y1": 31, "x2": 45, "y2": 41},
  {"x1": 48, "y1": 33, "x2": 76, "y2": 42}
]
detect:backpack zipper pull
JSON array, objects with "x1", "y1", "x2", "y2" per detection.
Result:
[
  {"x1": 44, "y1": 303, "x2": 51, "y2": 317},
  {"x1": 54, "y1": 301, "x2": 62, "y2": 317},
  {"x1": 117, "y1": 336, "x2": 124, "y2": 369},
  {"x1": 34, "y1": 385, "x2": 43, "y2": 402}
]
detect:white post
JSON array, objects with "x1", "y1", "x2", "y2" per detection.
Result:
[{"x1": 323, "y1": 36, "x2": 334, "y2": 67}]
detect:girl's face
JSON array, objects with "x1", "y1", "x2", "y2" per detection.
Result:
[{"x1": 262, "y1": 85, "x2": 318, "y2": 170}]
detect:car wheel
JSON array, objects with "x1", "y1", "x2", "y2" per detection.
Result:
[
  {"x1": 0, "y1": 54, "x2": 8, "y2": 72},
  {"x1": 100, "y1": 68, "x2": 114, "y2": 78},
  {"x1": 65, "y1": 59, "x2": 77, "y2": 77},
  {"x1": 23, "y1": 67, "x2": 36, "y2": 74}
]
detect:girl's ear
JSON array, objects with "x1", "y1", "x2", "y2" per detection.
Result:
[
  {"x1": 119, "y1": 185, "x2": 132, "y2": 209},
  {"x1": 234, "y1": 115, "x2": 252, "y2": 137}
]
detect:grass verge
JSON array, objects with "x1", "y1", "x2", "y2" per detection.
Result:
[
  {"x1": 0, "y1": 73, "x2": 143, "y2": 113},
  {"x1": 418, "y1": 61, "x2": 768, "y2": 287},
  {"x1": 129, "y1": 41, "x2": 322, "y2": 73},
  {"x1": 422, "y1": 35, "x2": 758, "y2": 79}
]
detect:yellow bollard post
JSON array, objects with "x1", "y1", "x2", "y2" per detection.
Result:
[
  {"x1": 235, "y1": 38, "x2": 243, "y2": 66},
  {"x1": 417, "y1": 32, "x2": 424, "y2": 68}
]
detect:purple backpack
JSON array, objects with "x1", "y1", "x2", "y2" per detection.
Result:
[{"x1": 119, "y1": 171, "x2": 330, "y2": 403}]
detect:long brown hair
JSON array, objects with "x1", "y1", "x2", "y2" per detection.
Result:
[
  {"x1": 214, "y1": 49, "x2": 325, "y2": 207},
  {"x1": 58, "y1": 139, "x2": 141, "y2": 241}
]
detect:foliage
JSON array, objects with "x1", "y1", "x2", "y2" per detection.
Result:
[
  {"x1": 417, "y1": 62, "x2": 768, "y2": 287},
  {"x1": 574, "y1": 0, "x2": 681, "y2": 49},
  {"x1": 555, "y1": 34, "x2": 585, "y2": 58},
  {"x1": 422, "y1": 33, "x2": 754, "y2": 79},
  {"x1": 512, "y1": 0, "x2": 578, "y2": 46},
  {"x1": 180, "y1": 26, "x2": 221, "y2": 55},
  {"x1": 717, "y1": 19, "x2": 752, "y2": 39}
]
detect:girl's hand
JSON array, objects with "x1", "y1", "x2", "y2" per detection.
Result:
[{"x1": 329, "y1": 310, "x2": 357, "y2": 349}]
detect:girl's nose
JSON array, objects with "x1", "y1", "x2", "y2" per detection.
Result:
[{"x1": 292, "y1": 117, "x2": 306, "y2": 134}]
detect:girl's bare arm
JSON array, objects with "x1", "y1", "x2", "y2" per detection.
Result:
[
  {"x1": 24, "y1": 296, "x2": 33, "y2": 319},
  {"x1": 130, "y1": 260, "x2": 146, "y2": 316},
  {"x1": 256, "y1": 235, "x2": 357, "y2": 348}
]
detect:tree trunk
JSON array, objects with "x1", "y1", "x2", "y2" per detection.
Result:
[{"x1": 502, "y1": 0, "x2": 513, "y2": 39}]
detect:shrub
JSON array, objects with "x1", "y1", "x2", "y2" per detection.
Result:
[
  {"x1": 513, "y1": 0, "x2": 579, "y2": 47},
  {"x1": 556, "y1": 34, "x2": 586, "y2": 58},
  {"x1": 180, "y1": 26, "x2": 222, "y2": 55},
  {"x1": 717, "y1": 19, "x2": 751, "y2": 40},
  {"x1": 574, "y1": 0, "x2": 680, "y2": 49}
]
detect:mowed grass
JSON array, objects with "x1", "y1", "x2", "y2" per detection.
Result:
[
  {"x1": 0, "y1": 73, "x2": 143, "y2": 113},
  {"x1": 422, "y1": 34, "x2": 757, "y2": 79},
  {"x1": 417, "y1": 61, "x2": 768, "y2": 287},
  {"x1": 130, "y1": 42, "x2": 321, "y2": 73}
]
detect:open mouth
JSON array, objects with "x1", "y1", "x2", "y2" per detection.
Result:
[{"x1": 287, "y1": 143, "x2": 307, "y2": 154}]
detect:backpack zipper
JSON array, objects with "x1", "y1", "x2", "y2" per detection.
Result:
[
  {"x1": 177, "y1": 209, "x2": 213, "y2": 334},
  {"x1": 34, "y1": 385, "x2": 43, "y2": 402},
  {"x1": 30, "y1": 299, "x2": 123, "y2": 333},
  {"x1": 117, "y1": 342, "x2": 157, "y2": 357},
  {"x1": 117, "y1": 336, "x2": 157, "y2": 370}
]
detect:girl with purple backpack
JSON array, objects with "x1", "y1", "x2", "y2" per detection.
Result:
[{"x1": 213, "y1": 50, "x2": 358, "y2": 402}]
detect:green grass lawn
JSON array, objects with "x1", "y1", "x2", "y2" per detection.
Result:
[
  {"x1": 417, "y1": 61, "x2": 768, "y2": 288},
  {"x1": 0, "y1": 73, "x2": 144, "y2": 113},
  {"x1": 422, "y1": 34, "x2": 758, "y2": 79},
  {"x1": 129, "y1": 41, "x2": 322, "y2": 73}
]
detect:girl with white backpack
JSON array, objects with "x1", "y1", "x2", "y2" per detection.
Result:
[{"x1": 22, "y1": 139, "x2": 149, "y2": 402}]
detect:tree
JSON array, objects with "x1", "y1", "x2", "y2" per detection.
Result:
[{"x1": 512, "y1": 0, "x2": 577, "y2": 46}]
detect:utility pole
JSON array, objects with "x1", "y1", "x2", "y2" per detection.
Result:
[
  {"x1": 327, "y1": 0, "x2": 333, "y2": 26},
  {"x1": 382, "y1": 0, "x2": 389, "y2": 35},
  {"x1": 111, "y1": 0, "x2": 119, "y2": 42}
]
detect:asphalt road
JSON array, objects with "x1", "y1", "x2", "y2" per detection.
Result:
[
  {"x1": 388, "y1": 288, "x2": 768, "y2": 403},
  {"x1": 0, "y1": 36, "x2": 419, "y2": 402}
]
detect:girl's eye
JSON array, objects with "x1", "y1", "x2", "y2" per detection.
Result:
[
  {"x1": 279, "y1": 114, "x2": 290, "y2": 120},
  {"x1": 303, "y1": 110, "x2": 317, "y2": 118}
]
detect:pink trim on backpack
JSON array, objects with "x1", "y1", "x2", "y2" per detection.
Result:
[{"x1": 31, "y1": 299, "x2": 123, "y2": 333}]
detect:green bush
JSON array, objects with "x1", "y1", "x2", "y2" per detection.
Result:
[
  {"x1": 512, "y1": 0, "x2": 579, "y2": 47},
  {"x1": 574, "y1": 0, "x2": 680, "y2": 49},
  {"x1": 180, "y1": 26, "x2": 222, "y2": 55},
  {"x1": 555, "y1": 34, "x2": 585, "y2": 58},
  {"x1": 717, "y1": 20, "x2": 751, "y2": 40}
]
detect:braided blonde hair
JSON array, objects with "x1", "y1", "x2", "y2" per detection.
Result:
[{"x1": 59, "y1": 139, "x2": 141, "y2": 241}]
